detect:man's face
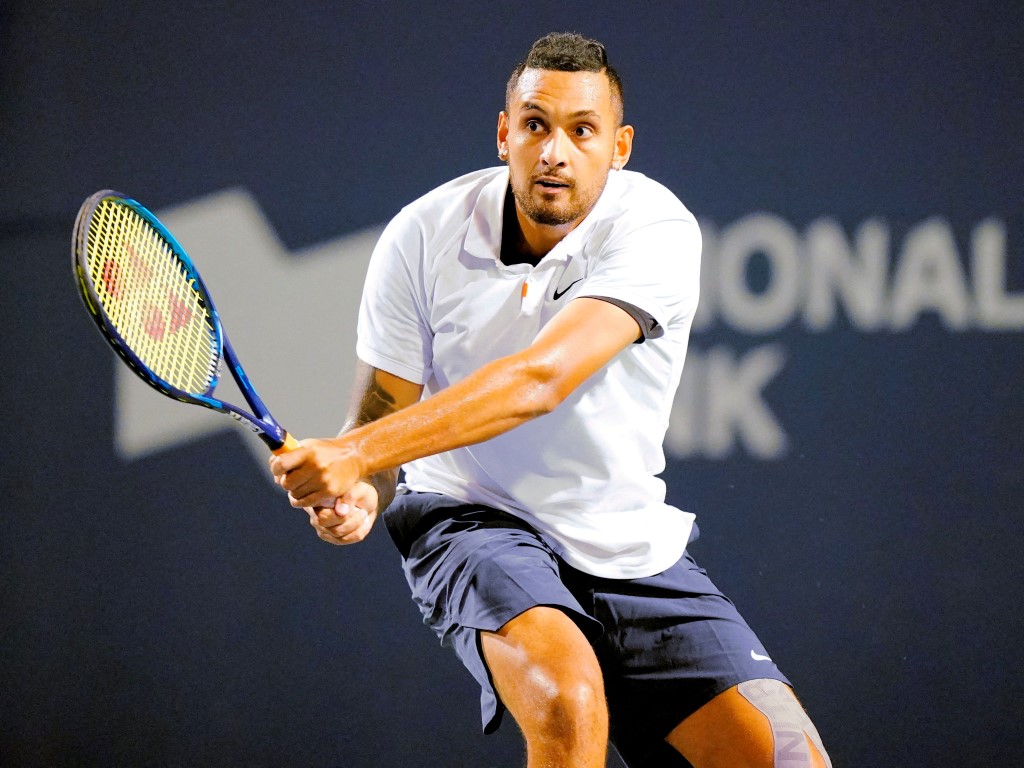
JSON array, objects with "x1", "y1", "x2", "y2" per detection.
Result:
[{"x1": 498, "y1": 68, "x2": 632, "y2": 230}]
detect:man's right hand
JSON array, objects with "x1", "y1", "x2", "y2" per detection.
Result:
[{"x1": 305, "y1": 480, "x2": 380, "y2": 545}]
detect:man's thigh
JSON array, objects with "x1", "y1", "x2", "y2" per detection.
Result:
[
  {"x1": 384, "y1": 492, "x2": 602, "y2": 733},
  {"x1": 480, "y1": 606, "x2": 609, "y2": 766},
  {"x1": 666, "y1": 680, "x2": 831, "y2": 768},
  {"x1": 569, "y1": 552, "x2": 792, "y2": 765}
]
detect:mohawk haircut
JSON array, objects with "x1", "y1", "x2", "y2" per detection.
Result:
[{"x1": 505, "y1": 32, "x2": 624, "y2": 124}]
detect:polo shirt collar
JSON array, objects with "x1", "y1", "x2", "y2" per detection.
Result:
[{"x1": 463, "y1": 166, "x2": 623, "y2": 265}]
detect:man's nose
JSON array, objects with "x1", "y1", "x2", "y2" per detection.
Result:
[{"x1": 540, "y1": 128, "x2": 570, "y2": 167}]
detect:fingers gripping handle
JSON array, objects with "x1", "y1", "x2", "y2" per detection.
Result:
[
  {"x1": 270, "y1": 433, "x2": 339, "y2": 513},
  {"x1": 272, "y1": 432, "x2": 301, "y2": 455}
]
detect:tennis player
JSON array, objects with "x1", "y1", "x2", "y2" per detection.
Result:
[{"x1": 271, "y1": 32, "x2": 831, "y2": 768}]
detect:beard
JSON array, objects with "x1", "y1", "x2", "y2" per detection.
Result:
[{"x1": 509, "y1": 168, "x2": 610, "y2": 227}]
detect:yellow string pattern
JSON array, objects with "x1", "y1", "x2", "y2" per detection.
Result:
[{"x1": 85, "y1": 200, "x2": 218, "y2": 394}]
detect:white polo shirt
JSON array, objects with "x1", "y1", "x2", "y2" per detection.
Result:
[{"x1": 357, "y1": 166, "x2": 701, "y2": 578}]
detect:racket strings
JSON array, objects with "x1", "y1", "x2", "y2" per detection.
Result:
[{"x1": 86, "y1": 201, "x2": 219, "y2": 394}]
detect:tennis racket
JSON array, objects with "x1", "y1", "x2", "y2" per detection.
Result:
[{"x1": 72, "y1": 189, "x2": 300, "y2": 455}]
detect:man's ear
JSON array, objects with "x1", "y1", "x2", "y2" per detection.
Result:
[
  {"x1": 612, "y1": 124, "x2": 634, "y2": 170},
  {"x1": 497, "y1": 111, "x2": 510, "y2": 160}
]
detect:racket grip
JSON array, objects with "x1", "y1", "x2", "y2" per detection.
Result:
[{"x1": 273, "y1": 432, "x2": 301, "y2": 455}]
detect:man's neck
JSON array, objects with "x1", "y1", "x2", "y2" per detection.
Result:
[{"x1": 499, "y1": 186, "x2": 576, "y2": 266}]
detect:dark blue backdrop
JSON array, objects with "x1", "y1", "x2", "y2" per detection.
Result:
[{"x1": 2, "y1": 3, "x2": 1022, "y2": 766}]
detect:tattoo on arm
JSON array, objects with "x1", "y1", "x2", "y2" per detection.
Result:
[
  {"x1": 339, "y1": 365, "x2": 418, "y2": 514},
  {"x1": 347, "y1": 376, "x2": 399, "y2": 429}
]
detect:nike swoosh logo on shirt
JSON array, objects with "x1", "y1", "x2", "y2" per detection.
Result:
[
  {"x1": 750, "y1": 650, "x2": 772, "y2": 662},
  {"x1": 552, "y1": 277, "x2": 583, "y2": 300}
]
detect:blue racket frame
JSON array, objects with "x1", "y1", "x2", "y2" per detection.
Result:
[{"x1": 73, "y1": 189, "x2": 290, "y2": 451}]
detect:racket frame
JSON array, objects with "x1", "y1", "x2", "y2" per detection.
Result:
[{"x1": 73, "y1": 190, "x2": 292, "y2": 452}]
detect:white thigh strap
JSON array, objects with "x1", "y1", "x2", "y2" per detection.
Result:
[{"x1": 737, "y1": 679, "x2": 832, "y2": 768}]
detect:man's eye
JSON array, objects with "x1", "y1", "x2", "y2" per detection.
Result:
[
  {"x1": 526, "y1": 120, "x2": 543, "y2": 132},
  {"x1": 575, "y1": 125, "x2": 594, "y2": 138}
]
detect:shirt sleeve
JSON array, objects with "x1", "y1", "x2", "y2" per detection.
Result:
[
  {"x1": 587, "y1": 296, "x2": 662, "y2": 342},
  {"x1": 577, "y1": 217, "x2": 702, "y2": 335},
  {"x1": 356, "y1": 211, "x2": 434, "y2": 384}
]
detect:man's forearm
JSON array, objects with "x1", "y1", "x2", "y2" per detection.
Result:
[
  {"x1": 364, "y1": 466, "x2": 400, "y2": 513},
  {"x1": 339, "y1": 421, "x2": 399, "y2": 514},
  {"x1": 343, "y1": 350, "x2": 563, "y2": 482},
  {"x1": 340, "y1": 364, "x2": 420, "y2": 514},
  {"x1": 333, "y1": 297, "x2": 640, "y2": 497}
]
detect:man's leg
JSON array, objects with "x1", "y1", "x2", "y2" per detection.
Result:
[
  {"x1": 481, "y1": 606, "x2": 608, "y2": 768},
  {"x1": 664, "y1": 679, "x2": 831, "y2": 768}
]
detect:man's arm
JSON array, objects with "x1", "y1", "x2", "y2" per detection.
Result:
[
  {"x1": 340, "y1": 361, "x2": 425, "y2": 514},
  {"x1": 295, "y1": 362, "x2": 424, "y2": 545},
  {"x1": 271, "y1": 297, "x2": 641, "y2": 509}
]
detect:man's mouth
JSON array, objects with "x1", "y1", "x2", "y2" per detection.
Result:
[{"x1": 534, "y1": 177, "x2": 572, "y2": 190}]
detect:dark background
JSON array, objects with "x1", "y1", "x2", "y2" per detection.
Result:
[{"x1": 2, "y1": 2, "x2": 1022, "y2": 766}]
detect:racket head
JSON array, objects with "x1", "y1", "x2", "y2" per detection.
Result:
[
  {"x1": 73, "y1": 190, "x2": 294, "y2": 452},
  {"x1": 73, "y1": 190, "x2": 225, "y2": 402}
]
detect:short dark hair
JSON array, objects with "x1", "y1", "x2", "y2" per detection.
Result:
[{"x1": 505, "y1": 32, "x2": 624, "y2": 124}]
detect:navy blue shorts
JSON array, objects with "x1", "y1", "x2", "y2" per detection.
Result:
[{"x1": 382, "y1": 491, "x2": 790, "y2": 764}]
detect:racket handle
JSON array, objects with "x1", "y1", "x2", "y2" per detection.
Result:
[{"x1": 273, "y1": 432, "x2": 301, "y2": 455}]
